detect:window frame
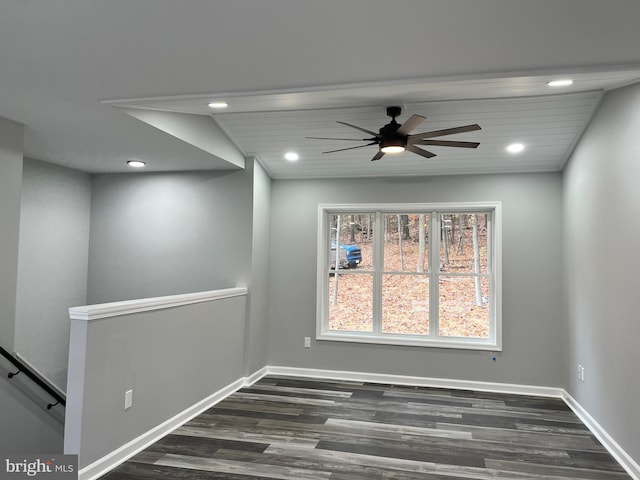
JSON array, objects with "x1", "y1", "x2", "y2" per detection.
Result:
[{"x1": 316, "y1": 202, "x2": 502, "y2": 351}]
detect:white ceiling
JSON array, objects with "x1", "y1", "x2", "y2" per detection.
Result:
[
  {"x1": 213, "y1": 92, "x2": 602, "y2": 179},
  {"x1": 109, "y1": 70, "x2": 638, "y2": 178},
  {"x1": 1, "y1": 1, "x2": 640, "y2": 177}
]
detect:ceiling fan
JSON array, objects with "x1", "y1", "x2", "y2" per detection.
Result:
[{"x1": 307, "y1": 106, "x2": 481, "y2": 161}]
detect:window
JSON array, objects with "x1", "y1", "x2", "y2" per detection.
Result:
[{"x1": 316, "y1": 203, "x2": 502, "y2": 350}]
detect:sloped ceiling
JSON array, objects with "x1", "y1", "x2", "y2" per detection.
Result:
[{"x1": 1, "y1": 1, "x2": 640, "y2": 177}]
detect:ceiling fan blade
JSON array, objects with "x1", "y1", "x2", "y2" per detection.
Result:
[
  {"x1": 405, "y1": 144, "x2": 437, "y2": 159},
  {"x1": 410, "y1": 124, "x2": 481, "y2": 139},
  {"x1": 412, "y1": 139, "x2": 480, "y2": 148},
  {"x1": 322, "y1": 142, "x2": 377, "y2": 154},
  {"x1": 336, "y1": 121, "x2": 379, "y2": 137},
  {"x1": 307, "y1": 136, "x2": 377, "y2": 142},
  {"x1": 371, "y1": 150, "x2": 385, "y2": 161},
  {"x1": 396, "y1": 114, "x2": 426, "y2": 136}
]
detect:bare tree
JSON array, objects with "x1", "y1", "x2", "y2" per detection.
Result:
[
  {"x1": 457, "y1": 214, "x2": 465, "y2": 254},
  {"x1": 332, "y1": 215, "x2": 342, "y2": 306},
  {"x1": 450, "y1": 214, "x2": 457, "y2": 251},
  {"x1": 362, "y1": 215, "x2": 371, "y2": 242},
  {"x1": 441, "y1": 215, "x2": 450, "y2": 266},
  {"x1": 349, "y1": 214, "x2": 356, "y2": 243},
  {"x1": 401, "y1": 214, "x2": 410, "y2": 240},
  {"x1": 385, "y1": 216, "x2": 391, "y2": 243},
  {"x1": 417, "y1": 214, "x2": 426, "y2": 272}
]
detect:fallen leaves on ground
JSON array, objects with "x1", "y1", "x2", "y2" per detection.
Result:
[{"x1": 328, "y1": 237, "x2": 490, "y2": 338}]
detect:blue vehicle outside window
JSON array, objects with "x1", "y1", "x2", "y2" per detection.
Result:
[{"x1": 331, "y1": 244, "x2": 362, "y2": 269}]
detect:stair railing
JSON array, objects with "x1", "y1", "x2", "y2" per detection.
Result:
[{"x1": 0, "y1": 345, "x2": 66, "y2": 410}]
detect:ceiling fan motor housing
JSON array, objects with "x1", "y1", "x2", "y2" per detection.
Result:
[
  {"x1": 386, "y1": 106, "x2": 402, "y2": 118},
  {"x1": 380, "y1": 107, "x2": 405, "y2": 148}
]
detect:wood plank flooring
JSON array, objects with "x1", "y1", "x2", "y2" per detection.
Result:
[{"x1": 102, "y1": 376, "x2": 631, "y2": 479}]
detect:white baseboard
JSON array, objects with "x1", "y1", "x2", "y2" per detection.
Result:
[
  {"x1": 79, "y1": 370, "x2": 264, "y2": 480},
  {"x1": 563, "y1": 392, "x2": 640, "y2": 480},
  {"x1": 244, "y1": 366, "x2": 268, "y2": 386},
  {"x1": 80, "y1": 365, "x2": 639, "y2": 480},
  {"x1": 266, "y1": 365, "x2": 564, "y2": 398}
]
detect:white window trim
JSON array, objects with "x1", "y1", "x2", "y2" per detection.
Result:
[{"x1": 316, "y1": 202, "x2": 502, "y2": 351}]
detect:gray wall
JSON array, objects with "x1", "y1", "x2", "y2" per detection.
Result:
[
  {"x1": 564, "y1": 82, "x2": 640, "y2": 462},
  {"x1": 0, "y1": 360, "x2": 63, "y2": 453},
  {"x1": 268, "y1": 173, "x2": 567, "y2": 387},
  {"x1": 15, "y1": 158, "x2": 91, "y2": 389},
  {"x1": 0, "y1": 116, "x2": 24, "y2": 350},
  {"x1": 65, "y1": 295, "x2": 247, "y2": 468},
  {"x1": 87, "y1": 169, "x2": 253, "y2": 303},
  {"x1": 244, "y1": 158, "x2": 272, "y2": 374},
  {"x1": 67, "y1": 163, "x2": 266, "y2": 468},
  {"x1": 0, "y1": 121, "x2": 64, "y2": 454}
]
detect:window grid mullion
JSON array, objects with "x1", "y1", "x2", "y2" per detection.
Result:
[
  {"x1": 372, "y1": 211, "x2": 383, "y2": 335},
  {"x1": 322, "y1": 210, "x2": 331, "y2": 335},
  {"x1": 487, "y1": 211, "x2": 495, "y2": 343},
  {"x1": 429, "y1": 211, "x2": 439, "y2": 338}
]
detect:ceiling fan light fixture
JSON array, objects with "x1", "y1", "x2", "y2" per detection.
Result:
[
  {"x1": 380, "y1": 138, "x2": 405, "y2": 154},
  {"x1": 381, "y1": 145, "x2": 405, "y2": 154}
]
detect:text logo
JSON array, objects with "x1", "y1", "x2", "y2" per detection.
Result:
[{"x1": 1, "y1": 455, "x2": 77, "y2": 480}]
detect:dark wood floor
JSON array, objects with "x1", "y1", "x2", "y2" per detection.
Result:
[{"x1": 102, "y1": 375, "x2": 631, "y2": 479}]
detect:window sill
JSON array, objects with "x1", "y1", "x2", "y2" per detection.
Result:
[{"x1": 317, "y1": 331, "x2": 501, "y2": 351}]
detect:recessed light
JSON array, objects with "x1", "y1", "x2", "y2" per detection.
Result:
[
  {"x1": 506, "y1": 143, "x2": 525, "y2": 154},
  {"x1": 547, "y1": 79, "x2": 573, "y2": 87},
  {"x1": 127, "y1": 160, "x2": 146, "y2": 168},
  {"x1": 284, "y1": 152, "x2": 299, "y2": 161},
  {"x1": 208, "y1": 101, "x2": 228, "y2": 109}
]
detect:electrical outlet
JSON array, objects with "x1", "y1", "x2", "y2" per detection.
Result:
[
  {"x1": 304, "y1": 337, "x2": 311, "y2": 348},
  {"x1": 577, "y1": 364, "x2": 585, "y2": 382},
  {"x1": 125, "y1": 389, "x2": 133, "y2": 409}
]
